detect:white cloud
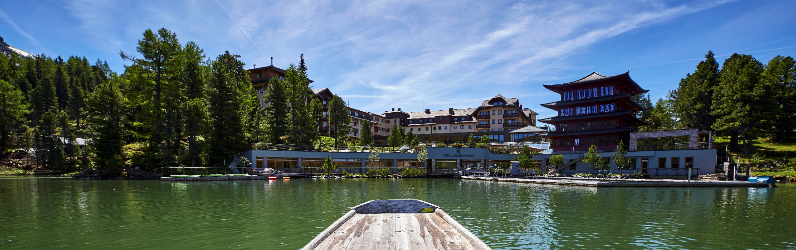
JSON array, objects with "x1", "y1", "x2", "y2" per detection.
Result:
[
  {"x1": 0, "y1": 7, "x2": 43, "y2": 49},
  {"x1": 62, "y1": 0, "x2": 732, "y2": 119}
]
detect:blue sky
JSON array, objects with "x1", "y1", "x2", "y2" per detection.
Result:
[{"x1": 1, "y1": 0, "x2": 794, "y2": 125}]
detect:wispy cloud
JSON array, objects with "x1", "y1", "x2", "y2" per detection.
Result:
[
  {"x1": 0, "y1": 7, "x2": 43, "y2": 48},
  {"x1": 58, "y1": 0, "x2": 735, "y2": 118}
]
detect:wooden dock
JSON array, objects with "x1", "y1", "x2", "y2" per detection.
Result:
[
  {"x1": 461, "y1": 176, "x2": 775, "y2": 187},
  {"x1": 304, "y1": 199, "x2": 491, "y2": 250}
]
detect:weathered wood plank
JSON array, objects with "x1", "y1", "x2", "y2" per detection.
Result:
[{"x1": 305, "y1": 200, "x2": 490, "y2": 250}]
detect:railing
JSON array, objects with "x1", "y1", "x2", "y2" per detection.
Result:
[
  {"x1": 476, "y1": 115, "x2": 490, "y2": 119},
  {"x1": 477, "y1": 124, "x2": 490, "y2": 128},
  {"x1": 645, "y1": 167, "x2": 700, "y2": 176},
  {"x1": 632, "y1": 142, "x2": 712, "y2": 151},
  {"x1": 162, "y1": 167, "x2": 250, "y2": 176},
  {"x1": 503, "y1": 113, "x2": 519, "y2": 118},
  {"x1": 503, "y1": 123, "x2": 526, "y2": 128}
]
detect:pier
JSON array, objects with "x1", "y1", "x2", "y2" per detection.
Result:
[
  {"x1": 461, "y1": 176, "x2": 775, "y2": 187},
  {"x1": 304, "y1": 199, "x2": 491, "y2": 250}
]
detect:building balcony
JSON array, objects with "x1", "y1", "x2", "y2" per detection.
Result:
[
  {"x1": 503, "y1": 113, "x2": 519, "y2": 118},
  {"x1": 503, "y1": 123, "x2": 526, "y2": 128},
  {"x1": 477, "y1": 124, "x2": 490, "y2": 128},
  {"x1": 476, "y1": 115, "x2": 490, "y2": 119}
]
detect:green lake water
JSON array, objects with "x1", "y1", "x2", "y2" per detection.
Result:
[{"x1": 1, "y1": 178, "x2": 794, "y2": 249}]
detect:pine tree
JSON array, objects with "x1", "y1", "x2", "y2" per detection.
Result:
[
  {"x1": 307, "y1": 98, "x2": 322, "y2": 145},
  {"x1": 329, "y1": 95, "x2": 351, "y2": 149},
  {"x1": 515, "y1": 146, "x2": 534, "y2": 170},
  {"x1": 672, "y1": 51, "x2": 720, "y2": 131},
  {"x1": 398, "y1": 125, "x2": 406, "y2": 145},
  {"x1": 54, "y1": 64, "x2": 70, "y2": 110},
  {"x1": 0, "y1": 80, "x2": 28, "y2": 153},
  {"x1": 207, "y1": 51, "x2": 252, "y2": 166},
  {"x1": 284, "y1": 65, "x2": 316, "y2": 146},
  {"x1": 479, "y1": 135, "x2": 490, "y2": 148},
  {"x1": 263, "y1": 76, "x2": 289, "y2": 144},
  {"x1": 85, "y1": 79, "x2": 127, "y2": 173},
  {"x1": 31, "y1": 76, "x2": 57, "y2": 125},
  {"x1": 184, "y1": 98, "x2": 209, "y2": 167},
  {"x1": 712, "y1": 54, "x2": 776, "y2": 155},
  {"x1": 360, "y1": 120, "x2": 374, "y2": 146},
  {"x1": 388, "y1": 123, "x2": 400, "y2": 148},
  {"x1": 632, "y1": 94, "x2": 653, "y2": 123},
  {"x1": 68, "y1": 81, "x2": 85, "y2": 130},
  {"x1": 466, "y1": 133, "x2": 476, "y2": 148},
  {"x1": 121, "y1": 28, "x2": 184, "y2": 168},
  {"x1": 640, "y1": 97, "x2": 676, "y2": 132},
  {"x1": 762, "y1": 55, "x2": 796, "y2": 141}
]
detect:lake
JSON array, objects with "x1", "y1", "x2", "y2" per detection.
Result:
[{"x1": 1, "y1": 178, "x2": 794, "y2": 249}]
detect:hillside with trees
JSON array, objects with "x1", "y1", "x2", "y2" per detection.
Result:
[{"x1": 0, "y1": 28, "x2": 329, "y2": 178}]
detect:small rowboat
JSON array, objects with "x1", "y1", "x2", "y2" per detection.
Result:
[
  {"x1": 304, "y1": 199, "x2": 490, "y2": 250},
  {"x1": 268, "y1": 175, "x2": 278, "y2": 180}
]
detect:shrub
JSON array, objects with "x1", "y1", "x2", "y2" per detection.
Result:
[
  {"x1": 365, "y1": 168, "x2": 391, "y2": 178},
  {"x1": 400, "y1": 167, "x2": 427, "y2": 177}
]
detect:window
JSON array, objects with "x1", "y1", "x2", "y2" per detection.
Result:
[
  {"x1": 685, "y1": 157, "x2": 694, "y2": 168},
  {"x1": 426, "y1": 127, "x2": 429, "y2": 131},
  {"x1": 323, "y1": 101, "x2": 327, "y2": 105},
  {"x1": 256, "y1": 72, "x2": 262, "y2": 78},
  {"x1": 438, "y1": 126, "x2": 441, "y2": 130},
  {"x1": 498, "y1": 110, "x2": 502, "y2": 115},
  {"x1": 491, "y1": 129, "x2": 495, "y2": 131},
  {"x1": 671, "y1": 157, "x2": 680, "y2": 168},
  {"x1": 469, "y1": 125, "x2": 473, "y2": 129},
  {"x1": 658, "y1": 157, "x2": 667, "y2": 168},
  {"x1": 492, "y1": 111, "x2": 495, "y2": 115},
  {"x1": 453, "y1": 126, "x2": 456, "y2": 130},
  {"x1": 444, "y1": 126, "x2": 448, "y2": 129},
  {"x1": 492, "y1": 119, "x2": 495, "y2": 124},
  {"x1": 497, "y1": 128, "x2": 502, "y2": 131},
  {"x1": 460, "y1": 125, "x2": 464, "y2": 129},
  {"x1": 574, "y1": 139, "x2": 580, "y2": 146},
  {"x1": 410, "y1": 128, "x2": 413, "y2": 131},
  {"x1": 323, "y1": 112, "x2": 327, "y2": 116}
]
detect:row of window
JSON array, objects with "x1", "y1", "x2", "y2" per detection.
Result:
[
  {"x1": 479, "y1": 110, "x2": 519, "y2": 116},
  {"x1": 559, "y1": 103, "x2": 616, "y2": 116},
  {"x1": 407, "y1": 125, "x2": 476, "y2": 132},
  {"x1": 558, "y1": 120, "x2": 617, "y2": 132},
  {"x1": 562, "y1": 86, "x2": 614, "y2": 101},
  {"x1": 553, "y1": 136, "x2": 618, "y2": 147},
  {"x1": 477, "y1": 129, "x2": 515, "y2": 132},
  {"x1": 408, "y1": 117, "x2": 473, "y2": 124}
]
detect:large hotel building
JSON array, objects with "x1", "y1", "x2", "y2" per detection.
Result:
[
  {"x1": 247, "y1": 64, "x2": 546, "y2": 147},
  {"x1": 244, "y1": 65, "x2": 718, "y2": 177}
]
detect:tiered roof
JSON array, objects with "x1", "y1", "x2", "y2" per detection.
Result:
[{"x1": 543, "y1": 71, "x2": 647, "y2": 95}]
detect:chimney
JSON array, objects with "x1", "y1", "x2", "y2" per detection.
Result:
[
  {"x1": 449, "y1": 108, "x2": 454, "y2": 114},
  {"x1": 398, "y1": 108, "x2": 401, "y2": 111},
  {"x1": 392, "y1": 108, "x2": 395, "y2": 111},
  {"x1": 425, "y1": 109, "x2": 430, "y2": 114},
  {"x1": 270, "y1": 57, "x2": 273, "y2": 66}
]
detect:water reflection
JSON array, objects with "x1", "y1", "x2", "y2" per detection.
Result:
[{"x1": 0, "y1": 178, "x2": 794, "y2": 249}]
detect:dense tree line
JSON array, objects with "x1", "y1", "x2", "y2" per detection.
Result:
[
  {"x1": 0, "y1": 28, "x2": 334, "y2": 175},
  {"x1": 637, "y1": 51, "x2": 796, "y2": 155}
]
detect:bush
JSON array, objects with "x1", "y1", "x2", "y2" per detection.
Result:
[
  {"x1": 365, "y1": 168, "x2": 391, "y2": 178},
  {"x1": 489, "y1": 147, "x2": 508, "y2": 154},
  {"x1": 451, "y1": 143, "x2": 465, "y2": 148},
  {"x1": 400, "y1": 167, "x2": 427, "y2": 177},
  {"x1": 436, "y1": 143, "x2": 447, "y2": 147}
]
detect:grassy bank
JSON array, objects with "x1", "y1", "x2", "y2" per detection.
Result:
[{"x1": 751, "y1": 171, "x2": 796, "y2": 177}]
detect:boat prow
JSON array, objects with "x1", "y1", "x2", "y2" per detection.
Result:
[{"x1": 304, "y1": 199, "x2": 491, "y2": 250}]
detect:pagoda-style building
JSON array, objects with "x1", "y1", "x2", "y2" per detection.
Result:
[{"x1": 540, "y1": 72, "x2": 648, "y2": 152}]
